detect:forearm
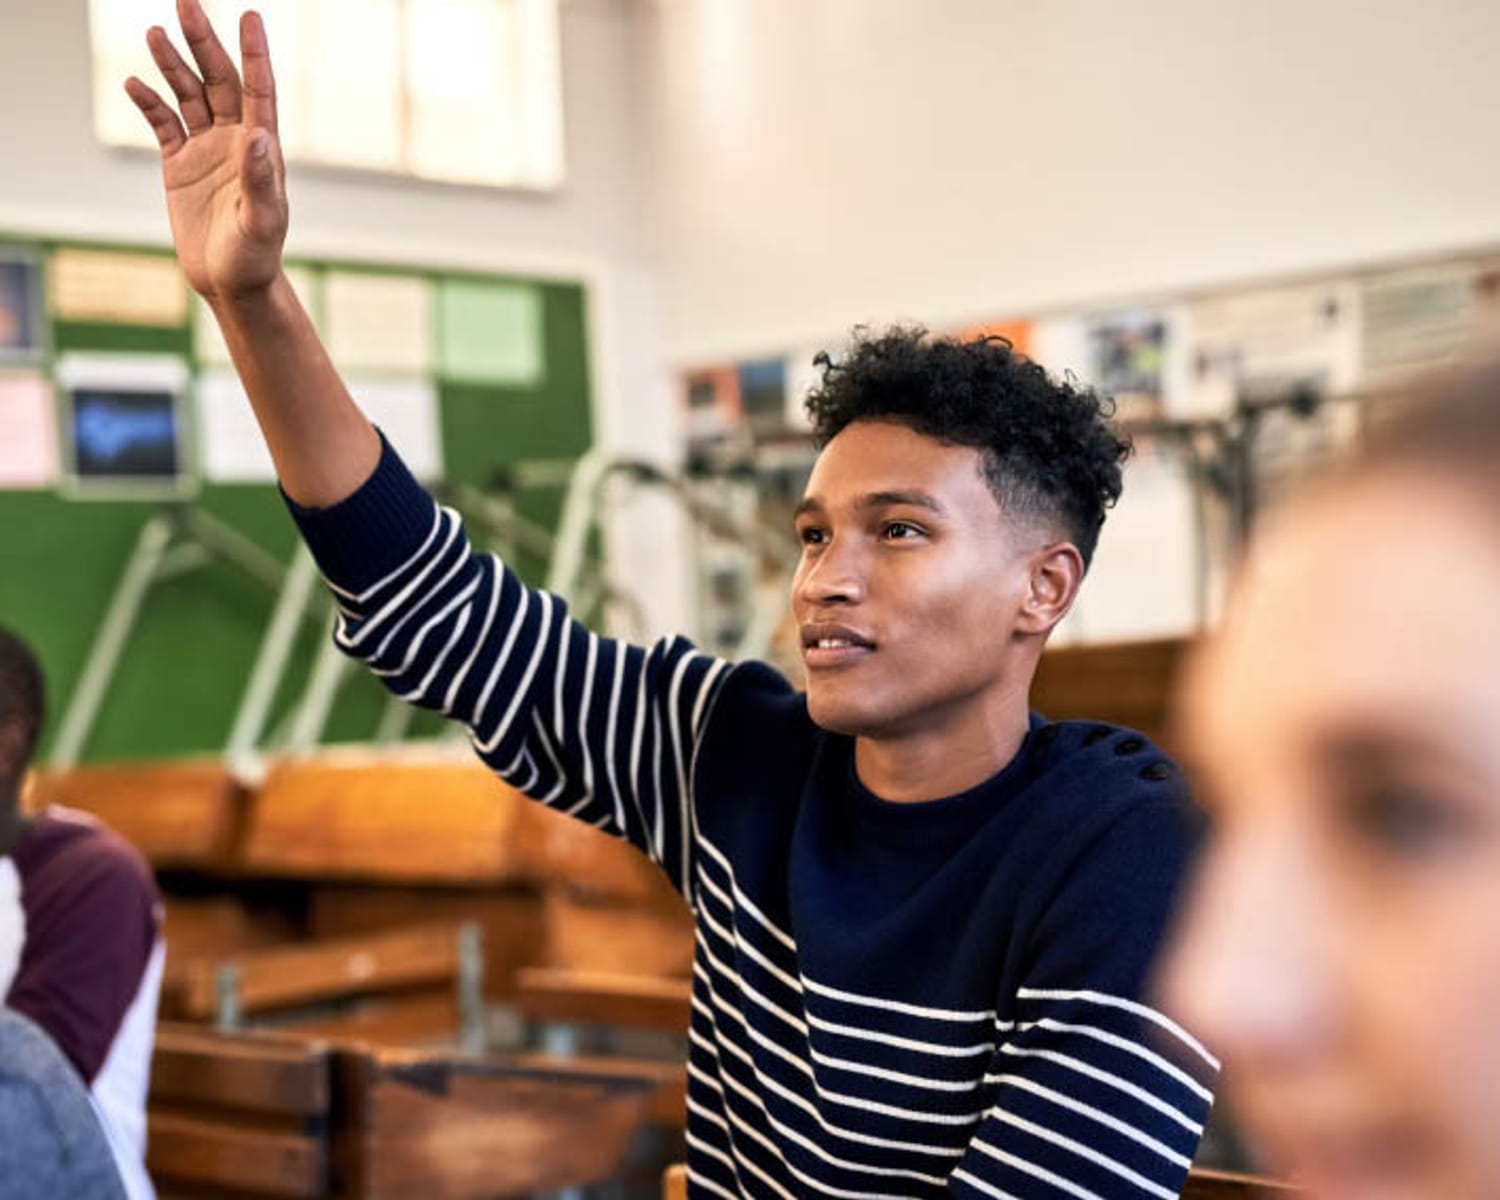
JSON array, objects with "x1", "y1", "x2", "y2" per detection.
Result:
[{"x1": 209, "y1": 271, "x2": 381, "y2": 507}]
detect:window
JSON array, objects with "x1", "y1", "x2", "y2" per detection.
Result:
[{"x1": 91, "y1": 0, "x2": 565, "y2": 189}]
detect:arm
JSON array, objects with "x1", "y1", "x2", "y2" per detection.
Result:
[
  {"x1": 128, "y1": 3, "x2": 735, "y2": 888},
  {"x1": 949, "y1": 801, "x2": 1217, "y2": 1199},
  {"x1": 287, "y1": 444, "x2": 733, "y2": 889}
]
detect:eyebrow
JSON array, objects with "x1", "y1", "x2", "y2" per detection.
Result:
[{"x1": 793, "y1": 490, "x2": 947, "y2": 520}]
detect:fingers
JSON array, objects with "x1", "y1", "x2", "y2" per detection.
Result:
[
  {"x1": 177, "y1": 0, "x2": 243, "y2": 125},
  {"x1": 239, "y1": 11, "x2": 279, "y2": 136},
  {"x1": 123, "y1": 76, "x2": 187, "y2": 155},
  {"x1": 238, "y1": 129, "x2": 288, "y2": 243},
  {"x1": 146, "y1": 24, "x2": 212, "y2": 134}
]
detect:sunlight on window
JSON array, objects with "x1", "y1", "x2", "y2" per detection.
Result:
[{"x1": 89, "y1": 0, "x2": 564, "y2": 189}]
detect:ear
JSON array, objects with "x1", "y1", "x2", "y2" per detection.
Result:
[{"x1": 1015, "y1": 541, "x2": 1085, "y2": 636}]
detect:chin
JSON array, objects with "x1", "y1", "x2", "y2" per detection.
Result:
[{"x1": 805, "y1": 688, "x2": 903, "y2": 738}]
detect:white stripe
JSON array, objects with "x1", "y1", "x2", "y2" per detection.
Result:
[
  {"x1": 803, "y1": 973, "x2": 997, "y2": 1024},
  {"x1": 442, "y1": 556, "x2": 502, "y2": 712},
  {"x1": 807, "y1": 1011, "x2": 992, "y2": 1059},
  {"x1": 367, "y1": 536, "x2": 470, "y2": 662},
  {"x1": 969, "y1": 1138, "x2": 1106, "y2": 1200},
  {"x1": 370, "y1": 577, "x2": 478, "y2": 678},
  {"x1": 993, "y1": 1045, "x2": 1203, "y2": 1135},
  {"x1": 948, "y1": 1166, "x2": 1024, "y2": 1200},
  {"x1": 603, "y1": 647, "x2": 629, "y2": 839},
  {"x1": 337, "y1": 512, "x2": 463, "y2": 648},
  {"x1": 990, "y1": 1074, "x2": 1191, "y2": 1168},
  {"x1": 691, "y1": 1010, "x2": 970, "y2": 1160},
  {"x1": 325, "y1": 504, "x2": 442, "y2": 604},
  {"x1": 530, "y1": 709, "x2": 571, "y2": 806},
  {"x1": 687, "y1": 1096, "x2": 797, "y2": 1200},
  {"x1": 697, "y1": 833, "x2": 796, "y2": 950},
  {"x1": 476, "y1": 590, "x2": 556, "y2": 753},
  {"x1": 469, "y1": 578, "x2": 530, "y2": 740},
  {"x1": 575, "y1": 632, "x2": 600, "y2": 803},
  {"x1": 692, "y1": 953, "x2": 982, "y2": 1128},
  {"x1": 1017, "y1": 988, "x2": 1220, "y2": 1072},
  {"x1": 1019, "y1": 1019, "x2": 1213, "y2": 1104},
  {"x1": 702, "y1": 1034, "x2": 949, "y2": 1190},
  {"x1": 395, "y1": 595, "x2": 474, "y2": 704},
  {"x1": 667, "y1": 653, "x2": 695, "y2": 888},
  {"x1": 981, "y1": 1110, "x2": 1178, "y2": 1200}
]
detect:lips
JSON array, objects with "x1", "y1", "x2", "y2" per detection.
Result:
[{"x1": 800, "y1": 622, "x2": 875, "y2": 667}]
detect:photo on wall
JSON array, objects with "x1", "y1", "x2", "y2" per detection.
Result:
[
  {"x1": 0, "y1": 248, "x2": 44, "y2": 364},
  {"x1": 54, "y1": 353, "x2": 194, "y2": 499}
]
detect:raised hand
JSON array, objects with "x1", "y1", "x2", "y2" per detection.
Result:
[{"x1": 125, "y1": 0, "x2": 287, "y2": 304}]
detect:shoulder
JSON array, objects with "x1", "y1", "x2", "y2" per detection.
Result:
[
  {"x1": 1014, "y1": 721, "x2": 1203, "y2": 939},
  {"x1": 14, "y1": 808, "x2": 159, "y2": 917}
]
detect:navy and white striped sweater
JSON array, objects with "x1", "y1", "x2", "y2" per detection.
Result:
[{"x1": 289, "y1": 437, "x2": 1217, "y2": 1199}]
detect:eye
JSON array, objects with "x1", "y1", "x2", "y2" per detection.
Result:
[
  {"x1": 797, "y1": 524, "x2": 827, "y2": 547},
  {"x1": 881, "y1": 520, "x2": 923, "y2": 541},
  {"x1": 1344, "y1": 783, "x2": 1470, "y2": 860}
]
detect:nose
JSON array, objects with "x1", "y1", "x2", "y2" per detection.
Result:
[
  {"x1": 1159, "y1": 828, "x2": 1341, "y2": 1078},
  {"x1": 793, "y1": 534, "x2": 868, "y2": 609}
]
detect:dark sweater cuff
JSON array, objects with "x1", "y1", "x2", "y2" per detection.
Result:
[{"x1": 282, "y1": 430, "x2": 439, "y2": 593}]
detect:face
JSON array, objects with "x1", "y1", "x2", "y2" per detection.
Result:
[
  {"x1": 1164, "y1": 469, "x2": 1500, "y2": 1200},
  {"x1": 791, "y1": 419, "x2": 1058, "y2": 741}
]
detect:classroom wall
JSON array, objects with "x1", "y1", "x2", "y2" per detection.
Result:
[
  {"x1": 640, "y1": 0, "x2": 1500, "y2": 365},
  {"x1": 0, "y1": 0, "x2": 696, "y2": 760}
]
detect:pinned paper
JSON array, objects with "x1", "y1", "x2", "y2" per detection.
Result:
[
  {"x1": 0, "y1": 373, "x2": 59, "y2": 488},
  {"x1": 49, "y1": 248, "x2": 188, "y2": 327},
  {"x1": 1360, "y1": 263, "x2": 1496, "y2": 382},
  {"x1": 1186, "y1": 282, "x2": 1361, "y2": 419},
  {"x1": 198, "y1": 369, "x2": 276, "y2": 483},
  {"x1": 325, "y1": 270, "x2": 433, "y2": 373},
  {"x1": 347, "y1": 375, "x2": 443, "y2": 480},
  {"x1": 437, "y1": 279, "x2": 544, "y2": 386},
  {"x1": 1059, "y1": 439, "x2": 1203, "y2": 643}
]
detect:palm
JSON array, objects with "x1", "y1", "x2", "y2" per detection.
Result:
[
  {"x1": 160, "y1": 124, "x2": 279, "y2": 299},
  {"x1": 126, "y1": 2, "x2": 286, "y2": 302}
]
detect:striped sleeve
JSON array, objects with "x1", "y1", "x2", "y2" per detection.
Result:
[
  {"x1": 949, "y1": 803, "x2": 1217, "y2": 1200},
  {"x1": 287, "y1": 436, "x2": 733, "y2": 890}
]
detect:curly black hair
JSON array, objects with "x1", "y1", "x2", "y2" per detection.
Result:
[
  {"x1": 804, "y1": 326, "x2": 1130, "y2": 567},
  {"x1": 0, "y1": 625, "x2": 45, "y2": 780}
]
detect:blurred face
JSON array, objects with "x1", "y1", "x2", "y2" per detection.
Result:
[
  {"x1": 1164, "y1": 468, "x2": 1500, "y2": 1200},
  {"x1": 791, "y1": 420, "x2": 1044, "y2": 740}
]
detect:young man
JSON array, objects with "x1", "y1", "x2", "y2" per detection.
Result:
[
  {"x1": 0, "y1": 627, "x2": 163, "y2": 1200},
  {"x1": 128, "y1": 5, "x2": 1216, "y2": 1194}
]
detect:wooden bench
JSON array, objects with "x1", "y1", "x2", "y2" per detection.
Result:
[
  {"x1": 335, "y1": 1044, "x2": 658, "y2": 1199},
  {"x1": 149, "y1": 1022, "x2": 334, "y2": 1198},
  {"x1": 1032, "y1": 636, "x2": 1191, "y2": 747},
  {"x1": 160, "y1": 922, "x2": 486, "y2": 1050},
  {"x1": 30, "y1": 760, "x2": 246, "y2": 870},
  {"x1": 511, "y1": 966, "x2": 692, "y2": 1129}
]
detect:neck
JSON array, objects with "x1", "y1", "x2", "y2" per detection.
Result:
[
  {"x1": 854, "y1": 690, "x2": 1031, "y2": 803},
  {"x1": 0, "y1": 787, "x2": 28, "y2": 856}
]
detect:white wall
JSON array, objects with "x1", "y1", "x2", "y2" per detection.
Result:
[
  {"x1": 0, "y1": 0, "x2": 694, "y2": 637},
  {"x1": 641, "y1": 0, "x2": 1500, "y2": 366}
]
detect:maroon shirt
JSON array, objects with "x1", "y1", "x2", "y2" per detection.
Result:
[{"x1": 2, "y1": 808, "x2": 160, "y2": 1082}]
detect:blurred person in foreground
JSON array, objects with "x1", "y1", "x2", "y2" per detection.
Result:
[
  {"x1": 1163, "y1": 358, "x2": 1500, "y2": 1200},
  {"x1": 1, "y1": 626, "x2": 164, "y2": 1200},
  {"x1": 122, "y1": 3, "x2": 1217, "y2": 1196}
]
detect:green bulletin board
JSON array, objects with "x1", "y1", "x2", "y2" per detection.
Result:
[{"x1": 0, "y1": 234, "x2": 594, "y2": 763}]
